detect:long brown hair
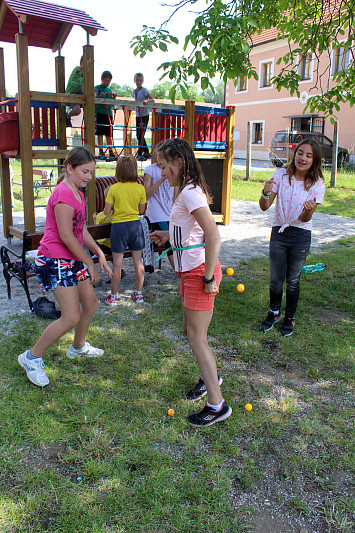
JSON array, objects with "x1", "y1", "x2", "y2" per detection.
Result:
[
  {"x1": 287, "y1": 139, "x2": 324, "y2": 190},
  {"x1": 155, "y1": 138, "x2": 212, "y2": 203},
  {"x1": 57, "y1": 146, "x2": 96, "y2": 184},
  {"x1": 115, "y1": 156, "x2": 138, "y2": 183}
]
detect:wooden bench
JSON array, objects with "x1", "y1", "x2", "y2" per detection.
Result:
[{"x1": 1, "y1": 223, "x2": 164, "y2": 311}]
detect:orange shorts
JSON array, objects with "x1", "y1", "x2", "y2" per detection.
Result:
[{"x1": 178, "y1": 261, "x2": 222, "y2": 311}]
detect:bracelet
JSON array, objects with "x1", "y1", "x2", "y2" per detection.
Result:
[
  {"x1": 202, "y1": 275, "x2": 215, "y2": 284},
  {"x1": 261, "y1": 189, "x2": 271, "y2": 199}
]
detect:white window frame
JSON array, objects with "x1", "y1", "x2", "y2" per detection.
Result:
[
  {"x1": 250, "y1": 120, "x2": 265, "y2": 146},
  {"x1": 331, "y1": 41, "x2": 352, "y2": 76},
  {"x1": 297, "y1": 52, "x2": 314, "y2": 84},
  {"x1": 235, "y1": 76, "x2": 248, "y2": 93},
  {"x1": 259, "y1": 59, "x2": 274, "y2": 90}
]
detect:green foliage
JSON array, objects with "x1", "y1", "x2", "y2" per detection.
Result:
[
  {"x1": 110, "y1": 83, "x2": 133, "y2": 97},
  {"x1": 131, "y1": 0, "x2": 355, "y2": 114},
  {"x1": 201, "y1": 80, "x2": 225, "y2": 105},
  {"x1": 150, "y1": 80, "x2": 202, "y2": 101}
]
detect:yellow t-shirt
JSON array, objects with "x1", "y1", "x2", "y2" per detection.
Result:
[
  {"x1": 95, "y1": 211, "x2": 112, "y2": 248},
  {"x1": 106, "y1": 182, "x2": 146, "y2": 223}
]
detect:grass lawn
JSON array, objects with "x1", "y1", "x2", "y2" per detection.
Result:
[
  {"x1": 232, "y1": 166, "x2": 355, "y2": 218},
  {"x1": 3, "y1": 160, "x2": 355, "y2": 219},
  {"x1": 0, "y1": 238, "x2": 354, "y2": 532}
]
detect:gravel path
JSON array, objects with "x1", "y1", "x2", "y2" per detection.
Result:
[{"x1": 1, "y1": 200, "x2": 354, "y2": 318}]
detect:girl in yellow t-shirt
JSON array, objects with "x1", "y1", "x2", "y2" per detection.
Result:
[{"x1": 104, "y1": 157, "x2": 147, "y2": 304}]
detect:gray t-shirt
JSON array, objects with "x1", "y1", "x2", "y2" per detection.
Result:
[{"x1": 133, "y1": 86, "x2": 150, "y2": 117}]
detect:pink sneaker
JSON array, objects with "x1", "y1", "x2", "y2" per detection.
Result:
[
  {"x1": 131, "y1": 291, "x2": 144, "y2": 303},
  {"x1": 105, "y1": 294, "x2": 119, "y2": 306}
]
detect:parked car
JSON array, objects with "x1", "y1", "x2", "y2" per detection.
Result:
[{"x1": 269, "y1": 131, "x2": 349, "y2": 168}]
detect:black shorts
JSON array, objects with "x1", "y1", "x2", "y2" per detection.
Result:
[{"x1": 95, "y1": 112, "x2": 112, "y2": 136}]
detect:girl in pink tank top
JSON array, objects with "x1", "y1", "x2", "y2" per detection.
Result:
[{"x1": 18, "y1": 147, "x2": 112, "y2": 388}]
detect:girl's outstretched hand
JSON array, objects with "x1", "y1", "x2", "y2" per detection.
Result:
[
  {"x1": 149, "y1": 230, "x2": 169, "y2": 246},
  {"x1": 87, "y1": 263, "x2": 100, "y2": 286},
  {"x1": 303, "y1": 197, "x2": 317, "y2": 213},
  {"x1": 263, "y1": 177, "x2": 275, "y2": 195},
  {"x1": 98, "y1": 256, "x2": 113, "y2": 278}
]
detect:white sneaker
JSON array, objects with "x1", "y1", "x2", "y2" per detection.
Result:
[
  {"x1": 18, "y1": 351, "x2": 49, "y2": 387},
  {"x1": 131, "y1": 291, "x2": 144, "y2": 303},
  {"x1": 105, "y1": 294, "x2": 119, "y2": 306},
  {"x1": 66, "y1": 342, "x2": 104, "y2": 359}
]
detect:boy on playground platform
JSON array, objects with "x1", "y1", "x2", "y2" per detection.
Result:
[
  {"x1": 95, "y1": 71, "x2": 117, "y2": 160},
  {"x1": 132, "y1": 73, "x2": 154, "y2": 161},
  {"x1": 65, "y1": 56, "x2": 84, "y2": 126}
]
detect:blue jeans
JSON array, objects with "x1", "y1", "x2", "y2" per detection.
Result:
[{"x1": 269, "y1": 226, "x2": 311, "y2": 318}]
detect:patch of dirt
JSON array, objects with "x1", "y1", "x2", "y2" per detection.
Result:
[
  {"x1": 314, "y1": 307, "x2": 353, "y2": 325},
  {"x1": 19, "y1": 443, "x2": 71, "y2": 476}
]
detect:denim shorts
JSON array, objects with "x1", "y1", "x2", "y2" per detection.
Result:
[
  {"x1": 35, "y1": 255, "x2": 89, "y2": 293},
  {"x1": 110, "y1": 220, "x2": 145, "y2": 253}
]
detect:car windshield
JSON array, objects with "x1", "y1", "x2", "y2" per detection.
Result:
[{"x1": 272, "y1": 132, "x2": 288, "y2": 143}]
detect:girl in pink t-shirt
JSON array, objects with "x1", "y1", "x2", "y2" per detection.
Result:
[
  {"x1": 259, "y1": 139, "x2": 325, "y2": 337},
  {"x1": 18, "y1": 147, "x2": 112, "y2": 388},
  {"x1": 150, "y1": 138, "x2": 232, "y2": 428}
]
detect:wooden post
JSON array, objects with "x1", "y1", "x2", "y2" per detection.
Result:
[
  {"x1": 330, "y1": 120, "x2": 338, "y2": 188},
  {"x1": 221, "y1": 106, "x2": 235, "y2": 225},
  {"x1": 16, "y1": 33, "x2": 35, "y2": 233},
  {"x1": 184, "y1": 100, "x2": 195, "y2": 149},
  {"x1": 0, "y1": 47, "x2": 6, "y2": 112},
  {"x1": 150, "y1": 108, "x2": 157, "y2": 160},
  {"x1": 124, "y1": 109, "x2": 132, "y2": 156},
  {"x1": 82, "y1": 44, "x2": 95, "y2": 223},
  {"x1": 246, "y1": 121, "x2": 251, "y2": 181},
  {"x1": 1, "y1": 156, "x2": 13, "y2": 238},
  {"x1": 0, "y1": 47, "x2": 13, "y2": 237},
  {"x1": 55, "y1": 55, "x2": 67, "y2": 170}
]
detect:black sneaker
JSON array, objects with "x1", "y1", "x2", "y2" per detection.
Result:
[
  {"x1": 186, "y1": 376, "x2": 223, "y2": 401},
  {"x1": 260, "y1": 311, "x2": 281, "y2": 332},
  {"x1": 280, "y1": 317, "x2": 295, "y2": 337},
  {"x1": 188, "y1": 401, "x2": 232, "y2": 427}
]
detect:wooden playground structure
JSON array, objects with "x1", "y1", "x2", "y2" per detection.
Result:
[{"x1": 0, "y1": 0, "x2": 235, "y2": 241}]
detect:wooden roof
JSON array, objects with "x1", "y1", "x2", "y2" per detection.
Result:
[{"x1": 0, "y1": 0, "x2": 106, "y2": 51}]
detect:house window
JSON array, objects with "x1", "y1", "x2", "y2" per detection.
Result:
[
  {"x1": 251, "y1": 121, "x2": 264, "y2": 145},
  {"x1": 260, "y1": 61, "x2": 272, "y2": 88},
  {"x1": 299, "y1": 53, "x2": 312, "y2": 80},
  {"x1": 332, "y1": 44, "x2": 351, "y2": 74},
  {"x1": 236, "y1": 76, "x2": 247, "y2": 92}
]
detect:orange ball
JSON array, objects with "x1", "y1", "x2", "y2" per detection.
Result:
[
  {"x1": 237, "y1": 284, "x2": 245, "y2": 292},
  {"x1": 226, "y1": 268, "x2": 234, "y2": 276},
  {"x1": 245, "y1": 403, "x2": 252, "y2": 411},
  {"x1": 167, "y1": 409, "x2": 175, "y2": 416}
]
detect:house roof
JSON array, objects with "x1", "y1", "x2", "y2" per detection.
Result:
[
  {"x1": 251, "y1": 0, "x2": 343, "y2": 48},
  {"x1": 0, "y1": 0, "x2": 106, "y2": 51}
]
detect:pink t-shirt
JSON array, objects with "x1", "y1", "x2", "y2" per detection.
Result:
[
  {"x1": 169, "y1": 184, "x2": 208, "y2": 272},
  {"x1": 38, "y1": 181, "x2": 86, "y2": 260},
  {"x1": 272, "y1": 168, "x2": 325, "y2": 232}
]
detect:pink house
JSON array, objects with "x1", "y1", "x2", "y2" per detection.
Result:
[{"x1": 226, "y1": 27, "x2": 355, "y2": 163}]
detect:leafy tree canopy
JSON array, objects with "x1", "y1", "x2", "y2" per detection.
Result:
[
  {"x1": 110, "y1": 83, "x2": 134, "y2": 97},
  {"x1": 150, "y1": 80, "x2": 202, "y2": 101},
  {"x1": 131, "y1": 0, "x2": 354, "y2": 115}
]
